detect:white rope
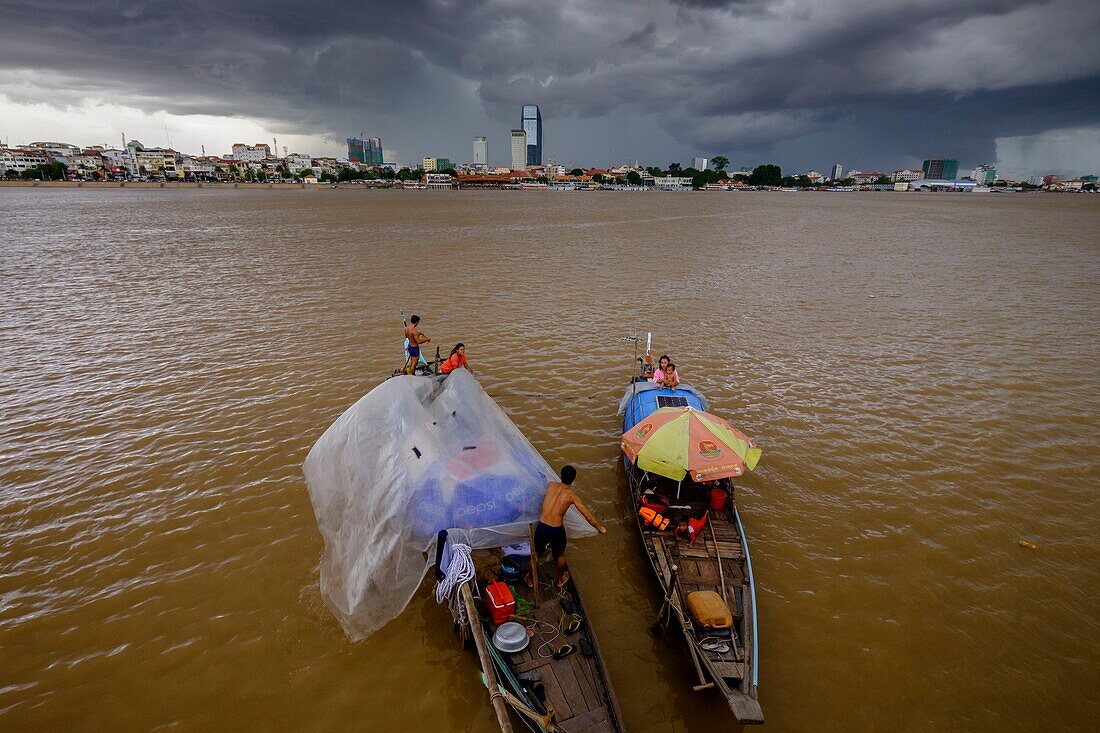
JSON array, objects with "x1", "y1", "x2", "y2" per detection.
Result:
[{"x1": 435, "y1": 542, "x2": 475, "y2": 605}]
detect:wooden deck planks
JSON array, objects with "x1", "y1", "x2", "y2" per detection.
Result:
[
  {"x1": 571, "y1": 655, "x2": 602, "y2": 713},
  {"x1": 711, "y1": 660, "x2": 745, "y2": 679},
  {"x1": 538, "y1": 664, "x2": 573, "y2": 722},
  {"x1": 559, "y1": 706, "x2": 612, "y2": 732}
]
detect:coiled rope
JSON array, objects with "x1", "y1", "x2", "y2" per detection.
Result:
[{"x1": 434, "y1": 542, "x2": 475, "y2": 625}]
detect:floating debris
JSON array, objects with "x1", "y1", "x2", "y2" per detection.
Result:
[{"x1": 1018, "y1": 540, "x2": 1038, "y2": 550}]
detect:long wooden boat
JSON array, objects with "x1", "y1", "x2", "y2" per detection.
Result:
[
  {"x1": 305, "y1": 366, "x2": 623, "y2": 733},
  {"x1": 437, "y1": 534, "x2": 625, "y2": 733},
  {"x1": 619, "y1": 366, "x2": 764, "y2": 724}
]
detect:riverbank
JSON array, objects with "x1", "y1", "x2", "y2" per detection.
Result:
[{"x1": 0, "y1": 180, "x2": 334, "y2": 189}]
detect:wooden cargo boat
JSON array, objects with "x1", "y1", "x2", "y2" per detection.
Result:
[
  {"x1": 437, "y1": 534, "x2": 625, "y2": 732},
  {"x1": 304, "y1": 361, "x2": 621, "y2": 733}
]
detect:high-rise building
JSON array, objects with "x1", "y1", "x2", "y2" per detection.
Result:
[
  {"x1": 511, "y1": 130, "x2": 527, "y2": 170},
  {"x1": 922, "y1": 158, "x2": 959, "y2": 180},
  {"x1": 473, "y1": 137, "x2": 488, "y2": 166},
  {"x1": 347, "y1": 136, "x2": 383, "y2": 165},
  {"x1": 347, "y1": 138, "x2": 365, "y2": 164},
  {"x1": 831, "y1": 163, "x2": 844, "y2": 180},
  {"x1": 522, "y1": 105, "x2": 542, "y2": 166},
  {"x1": 693, "y1": 157, "x2": 708, "y2": 171},
  {"x1": 422, "y1": 156, "x2": 437, "y2": 172},
  {"x1": 970, "y1": 164, "x2": 997, "y2": 185}
]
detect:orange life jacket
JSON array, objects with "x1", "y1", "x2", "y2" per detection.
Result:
[{"x1": 638, "y1": 506, "x2": 671, "y2": 531}]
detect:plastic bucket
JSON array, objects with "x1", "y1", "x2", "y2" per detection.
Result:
[{"x1": 709, "y1": 488, "x2": 728, "y2": 512}]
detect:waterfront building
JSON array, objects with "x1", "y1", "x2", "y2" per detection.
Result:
[
  {"x1": 805, "y1": 170, "x2": 824, "y2": 184},
  {"x1": 180, "y1": 157, "x2": 215, "y2": 180},
  {"x1": 909, "y1": 178, "x2": 978, "y2": 191},
  {"x1": 693, "y1": 157, "x2": 708, "y2": 171},
  {"x1": 72, "y1": 149, "x2": 106, "y2": 178},
  {"x1": 653, "y1": 176, "x2": 693, "y2": 191},
  {"x1": 922, "y1": 158, "x2": 959, "y2": 180},
  {"x1": 522, "y1": 105, "x2": 542, "y2": 165},
  {"x1": 511, "y1": 130, "x2": 527, "y2": 170},
  {"x1": 124, "y1": 141, "x2": 177, "y2": 178},
  {"x1": 421, "y1": 157, "x2": 452, "y2": 172},
  {"x1": 851, "y1": 171, "x2": 887, "y2": 184},
  {"x1": 100, "y1": 148, "x2": 128, "y2": 169},
  {"x1": 970, "y1": 164, "x2": 997, "y2": 185},
  {"x1": 473, "y1": 137, "x2": 488, "y2": 166},
  {"x1": 893, "y1": 169, "x2": 924, "y2": 183},
  {"x1": 424, "y1": 172, "x2": 455, "y2": 189},
  {"x1": 26, "y1": 142, "x2": 81, "y2": 164},
  {"x1": 0, "y1": 147, "x2": 53, "y2": 175},
  {"x1": 286, "y1": 153, "x2": 313, "y2": 173},
  {"x1": 231, "y1": 143, "x2": 272, "y2": 163},
  {"x1": 831, "y1": 163, "x2": 844, "y2": 180}
]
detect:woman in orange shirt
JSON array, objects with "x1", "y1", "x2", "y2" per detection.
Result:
[{"x1": 440, "y1": 343, "x2": 474, "y2": 375}]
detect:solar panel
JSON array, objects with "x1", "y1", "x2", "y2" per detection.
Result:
[{"x1": 656, "y1": 395, "x2": 689, "y2": 409}]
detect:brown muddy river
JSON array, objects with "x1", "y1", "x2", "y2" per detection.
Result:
[{"x1": 2, "y1": 188, "x2": 1098, "y2": 731}]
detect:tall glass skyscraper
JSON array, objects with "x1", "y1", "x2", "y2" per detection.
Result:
[
  {"x1": 347, "y1": 137, "x2": 383, "y2": 165},
  {"x1": 522, "y1": 105, "x2": 542, "y2": 166},
  {"x1": 922, "y1": 158, "x2": 959, "y2": 180}
]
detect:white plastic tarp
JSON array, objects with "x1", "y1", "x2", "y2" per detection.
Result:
[{"x1": 303, "y1": 368, "x2": 594, "y2": 640}]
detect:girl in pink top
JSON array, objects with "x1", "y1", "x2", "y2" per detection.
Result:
[{"x1": 652, "y1": 354, "x2": 670, "y2": 384}]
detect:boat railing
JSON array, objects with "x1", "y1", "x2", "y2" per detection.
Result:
[{"x1": 734, "y1": 507, "x2": 759, "y2": 687}]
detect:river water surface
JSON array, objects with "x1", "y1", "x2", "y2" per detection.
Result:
[{"x1": 2, "y1": 188, "x2": 1098, "y2": 731}]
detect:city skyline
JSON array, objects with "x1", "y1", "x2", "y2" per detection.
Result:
[{"x1": 1, "y1": 2, "x2": 1099, "y2": 177}]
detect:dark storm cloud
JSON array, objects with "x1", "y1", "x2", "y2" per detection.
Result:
[{"x1": 1, "y1": 0, "x2": 1098, "y2": 167}]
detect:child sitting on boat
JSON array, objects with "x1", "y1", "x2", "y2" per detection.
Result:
[
  {"x1": 657, "y1": 363, "x2": 680, "y2": 388},
  {"x1": 674, "y1": 512, "x2": 707, "y2": 544}
]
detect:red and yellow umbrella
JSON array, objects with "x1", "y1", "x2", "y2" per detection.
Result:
[{"x1": 621, "y1": 407, "x2": 762, "y2": 482}]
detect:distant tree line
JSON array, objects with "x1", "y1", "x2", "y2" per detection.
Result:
[{"x1": 4, "y1": 161, "x2": 68, "y2": 181}]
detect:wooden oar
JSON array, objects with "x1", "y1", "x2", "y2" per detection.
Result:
[
  {"x1": 707, "y1": 511, "x2": 729, "y2": 609},
  {"x1": 461, "y1": 583, "x2": 514, "y2": 733},
  {"x1": 708, "y1": 511, "x2": 744, "y2": 662},
  {"x1": 669, "y1": 563, "x2": 715, "y2": 692},
  {"x1": 480, "y1": 674, "x2": 557, "y2": 732}
]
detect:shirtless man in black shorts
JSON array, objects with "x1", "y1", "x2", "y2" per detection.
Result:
[
  {"x1": 403, "y1": 315, "x2": 430, "y2": 375},
  {"x1": 534, "y1": 465, "x2": 606, "y2": 587}
]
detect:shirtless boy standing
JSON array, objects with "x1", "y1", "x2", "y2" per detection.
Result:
[
  {"x1": 403, "y1": 314, "x2": 430, "y2": 375},
  {"x1": 534, "y1": 465, "x2": 606, "y2": 587}
]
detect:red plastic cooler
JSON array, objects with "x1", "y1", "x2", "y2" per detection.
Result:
[{"x1": 484, "y1": 581, "x2": 515, "y2": 625}]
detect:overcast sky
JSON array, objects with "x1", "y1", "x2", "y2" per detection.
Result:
[{"x1": 1, "y1": 0, "x2": 1098, "y2": 177}]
